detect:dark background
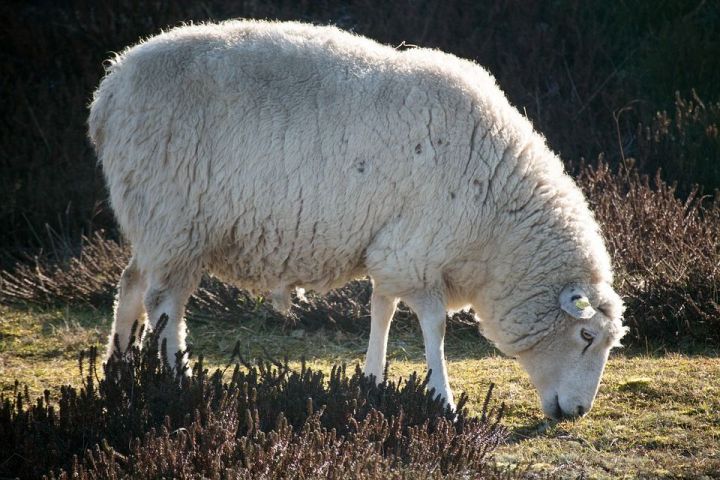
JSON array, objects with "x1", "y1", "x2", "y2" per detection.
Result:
[{"x1": 2, "y1": 0, "x2": 719, "y2": 253}]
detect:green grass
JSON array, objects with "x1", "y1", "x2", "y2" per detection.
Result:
[{"x1": 1, "y1": 304, "x2": 719, "y2": 479}]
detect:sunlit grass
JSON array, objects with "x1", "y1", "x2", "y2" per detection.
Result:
[{"x1": 1, "y1": 304, "x2": 718, "y2": 479}]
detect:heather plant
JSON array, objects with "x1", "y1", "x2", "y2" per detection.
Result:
[
  {"x1": 45, "y1": 407, "x2": 514, "y2": 479},
  {"x1": 578, "y1": 161, "x2": 720, "y2": 346},
  {"x1": 2, "y1": 0, "x2": 718, "y2": 347},
  {"x1": 630, "y1": 91, "x2": 720, "y2": 196},
  {"x1": 0, "y1": 317, "x2": 510, "y2": 479},
  {"x1": 0, "y1": 233, "x2": 478, "y2": 335},
  {"x1": 0, "y1": 231, "x2": 127, "y2": 306}
]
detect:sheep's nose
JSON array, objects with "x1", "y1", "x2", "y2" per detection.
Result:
[{"x1": 560, "y1": 404, "x2": 589, "y2": 419}]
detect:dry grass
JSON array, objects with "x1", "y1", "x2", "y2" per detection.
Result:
[{"x1": 0, "y1": 231, "x2": 127, "y2": 306}]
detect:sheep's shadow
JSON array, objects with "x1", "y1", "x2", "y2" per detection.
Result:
[{"x1": 506, "y1": 419, "x2": 559, "y2": 444}]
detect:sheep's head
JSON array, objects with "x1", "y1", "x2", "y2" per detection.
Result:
[{"x1": 514, "y1": 283, "x2": 626, "y2": 420}]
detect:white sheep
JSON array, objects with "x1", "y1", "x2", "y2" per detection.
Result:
[{"x1": 89, "y1": 20, "x2": 626, "y2": 419}]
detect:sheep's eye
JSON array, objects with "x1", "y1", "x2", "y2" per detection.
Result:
[
  {"x1": 580, "y1": 328, "x2": 595, "y2": 343},
  {"x1": 580, "y1": 328, "x2": 595, "y2": 354}
]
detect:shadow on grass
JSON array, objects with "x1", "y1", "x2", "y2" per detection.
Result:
[
  {"x1": 188, "y1": 314, "x2": 506, "y2": 366},
  {"x1": 506, "y1": 419, "x2": 555, "y2": 444}
]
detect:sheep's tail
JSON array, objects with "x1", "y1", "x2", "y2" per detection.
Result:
[{"x1": 87, "y1": 54, "x2": 123, "y2": 161}]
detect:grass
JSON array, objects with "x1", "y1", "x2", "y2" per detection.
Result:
[{"x1": 1, "y1": 304, "x2": 719, "y2": 479}]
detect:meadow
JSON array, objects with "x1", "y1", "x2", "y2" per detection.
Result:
[{"x1": 1, "y1": 303, "x2": 719, "y2": 478}]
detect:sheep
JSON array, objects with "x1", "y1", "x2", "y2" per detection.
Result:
[{"x1": 89, "y1": 19, "x2": 626, "y2": 419}]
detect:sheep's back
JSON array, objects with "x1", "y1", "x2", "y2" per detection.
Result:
[{"x1": 90, "y1": 21, "x2": 475, "y2": 290}]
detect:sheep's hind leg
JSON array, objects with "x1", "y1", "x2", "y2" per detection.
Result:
[
  {"x1": 403, "y1": 292, "x2": 455, "y2": 410},
  {"x1": 363, "y1": 291, "x2": 398, "y2": 384},
  {"x1": 143, "y1": 266, "x2": 201, "y2": 374},
  {"x1": 106, "y1": 257, "x2": 147, "y2": 361}
]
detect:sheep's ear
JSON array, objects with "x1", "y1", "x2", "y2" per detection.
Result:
[{"x1": 559, "y1": 285, "x2": 596, "y2": 319}]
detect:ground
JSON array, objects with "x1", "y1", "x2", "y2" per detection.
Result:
[{"x1": 1, "y1": 304, "x2": 719, "y2": 479}]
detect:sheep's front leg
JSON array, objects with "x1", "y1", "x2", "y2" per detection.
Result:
[
  {"x1": 106, "y1": 257, "x2": 147, "y2": 361},
  {"x1": 363, "y1": 292, "x2": 398, "y2": 383},
  {"x1": 405, "y1": 293, "x2": 455, "y2": 410},
  {"x1": 143, "y1": 268, "x2": 200, "y2": 374}
]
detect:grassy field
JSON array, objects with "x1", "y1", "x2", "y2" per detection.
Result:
[{"x1": 1, "y1": 304, "x2": 719, "y2": 479}]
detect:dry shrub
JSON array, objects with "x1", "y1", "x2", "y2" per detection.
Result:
[
  {"x1": 45, "y1": 407, "x2": 520, "y2": 480},
  {"x1": 0, "y1": 234, "x2": 477, "y2": 335},
  {"x1": 0, "y1": 319, "x2": 512, "y2": 479},
  {"x1": 192, "y1": 277, "x2": 478, "y2": 334},
  {"x1": 631, "y1": 91, "x2": 720, "y2": 197},
  {"x1": 579, "y1": 161, "x2": 720, "y2": 346},
  {"x1": 2, "y1": 0, "x2": 718, "y2": 347},
  {"x1": 191, "y1": 277, "x2": 374, "y2": 333},
  {"x1": 0, "y1": 231, "x2": 128, "y2": 306}
]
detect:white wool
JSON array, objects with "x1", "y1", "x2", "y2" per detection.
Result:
[{"x1": 89, "y1": 20, "x2": 624, "y2": 415}]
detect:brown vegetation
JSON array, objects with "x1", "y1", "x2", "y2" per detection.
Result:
[
  {"x1": 0, "y1": 320, "x2": 511, "y2": 479},
  {"x1": 579, "y1": 162, "x2": 720, "y2": 346},
  {"x1": 2, "y1": 1, "x2": 717, "y2": 345}
]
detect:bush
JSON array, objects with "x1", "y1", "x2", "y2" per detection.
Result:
[
  {"x1": 0, "y1": 231, "x2": 128, "y2": 306},
  {"x1": 631, "y1": 91, "x2": 720, "y2": 197},
  {"x1": 0, "y1": 233, "x2": 479, "y2": 335},
  {"x1": 579, "y1": 161, "x2": 720, "y2": 346},
  {"x1": 0, "y1": 319, "x2": 512, "y2": 479}
]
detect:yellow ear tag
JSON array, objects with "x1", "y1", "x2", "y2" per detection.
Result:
[{"x1": 574, "y1": 298, "x2": 592, "y2": 310}]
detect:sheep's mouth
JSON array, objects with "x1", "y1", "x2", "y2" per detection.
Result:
[{"x1": 551, "y1": 394, "x2": 562, "y2": 420}]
